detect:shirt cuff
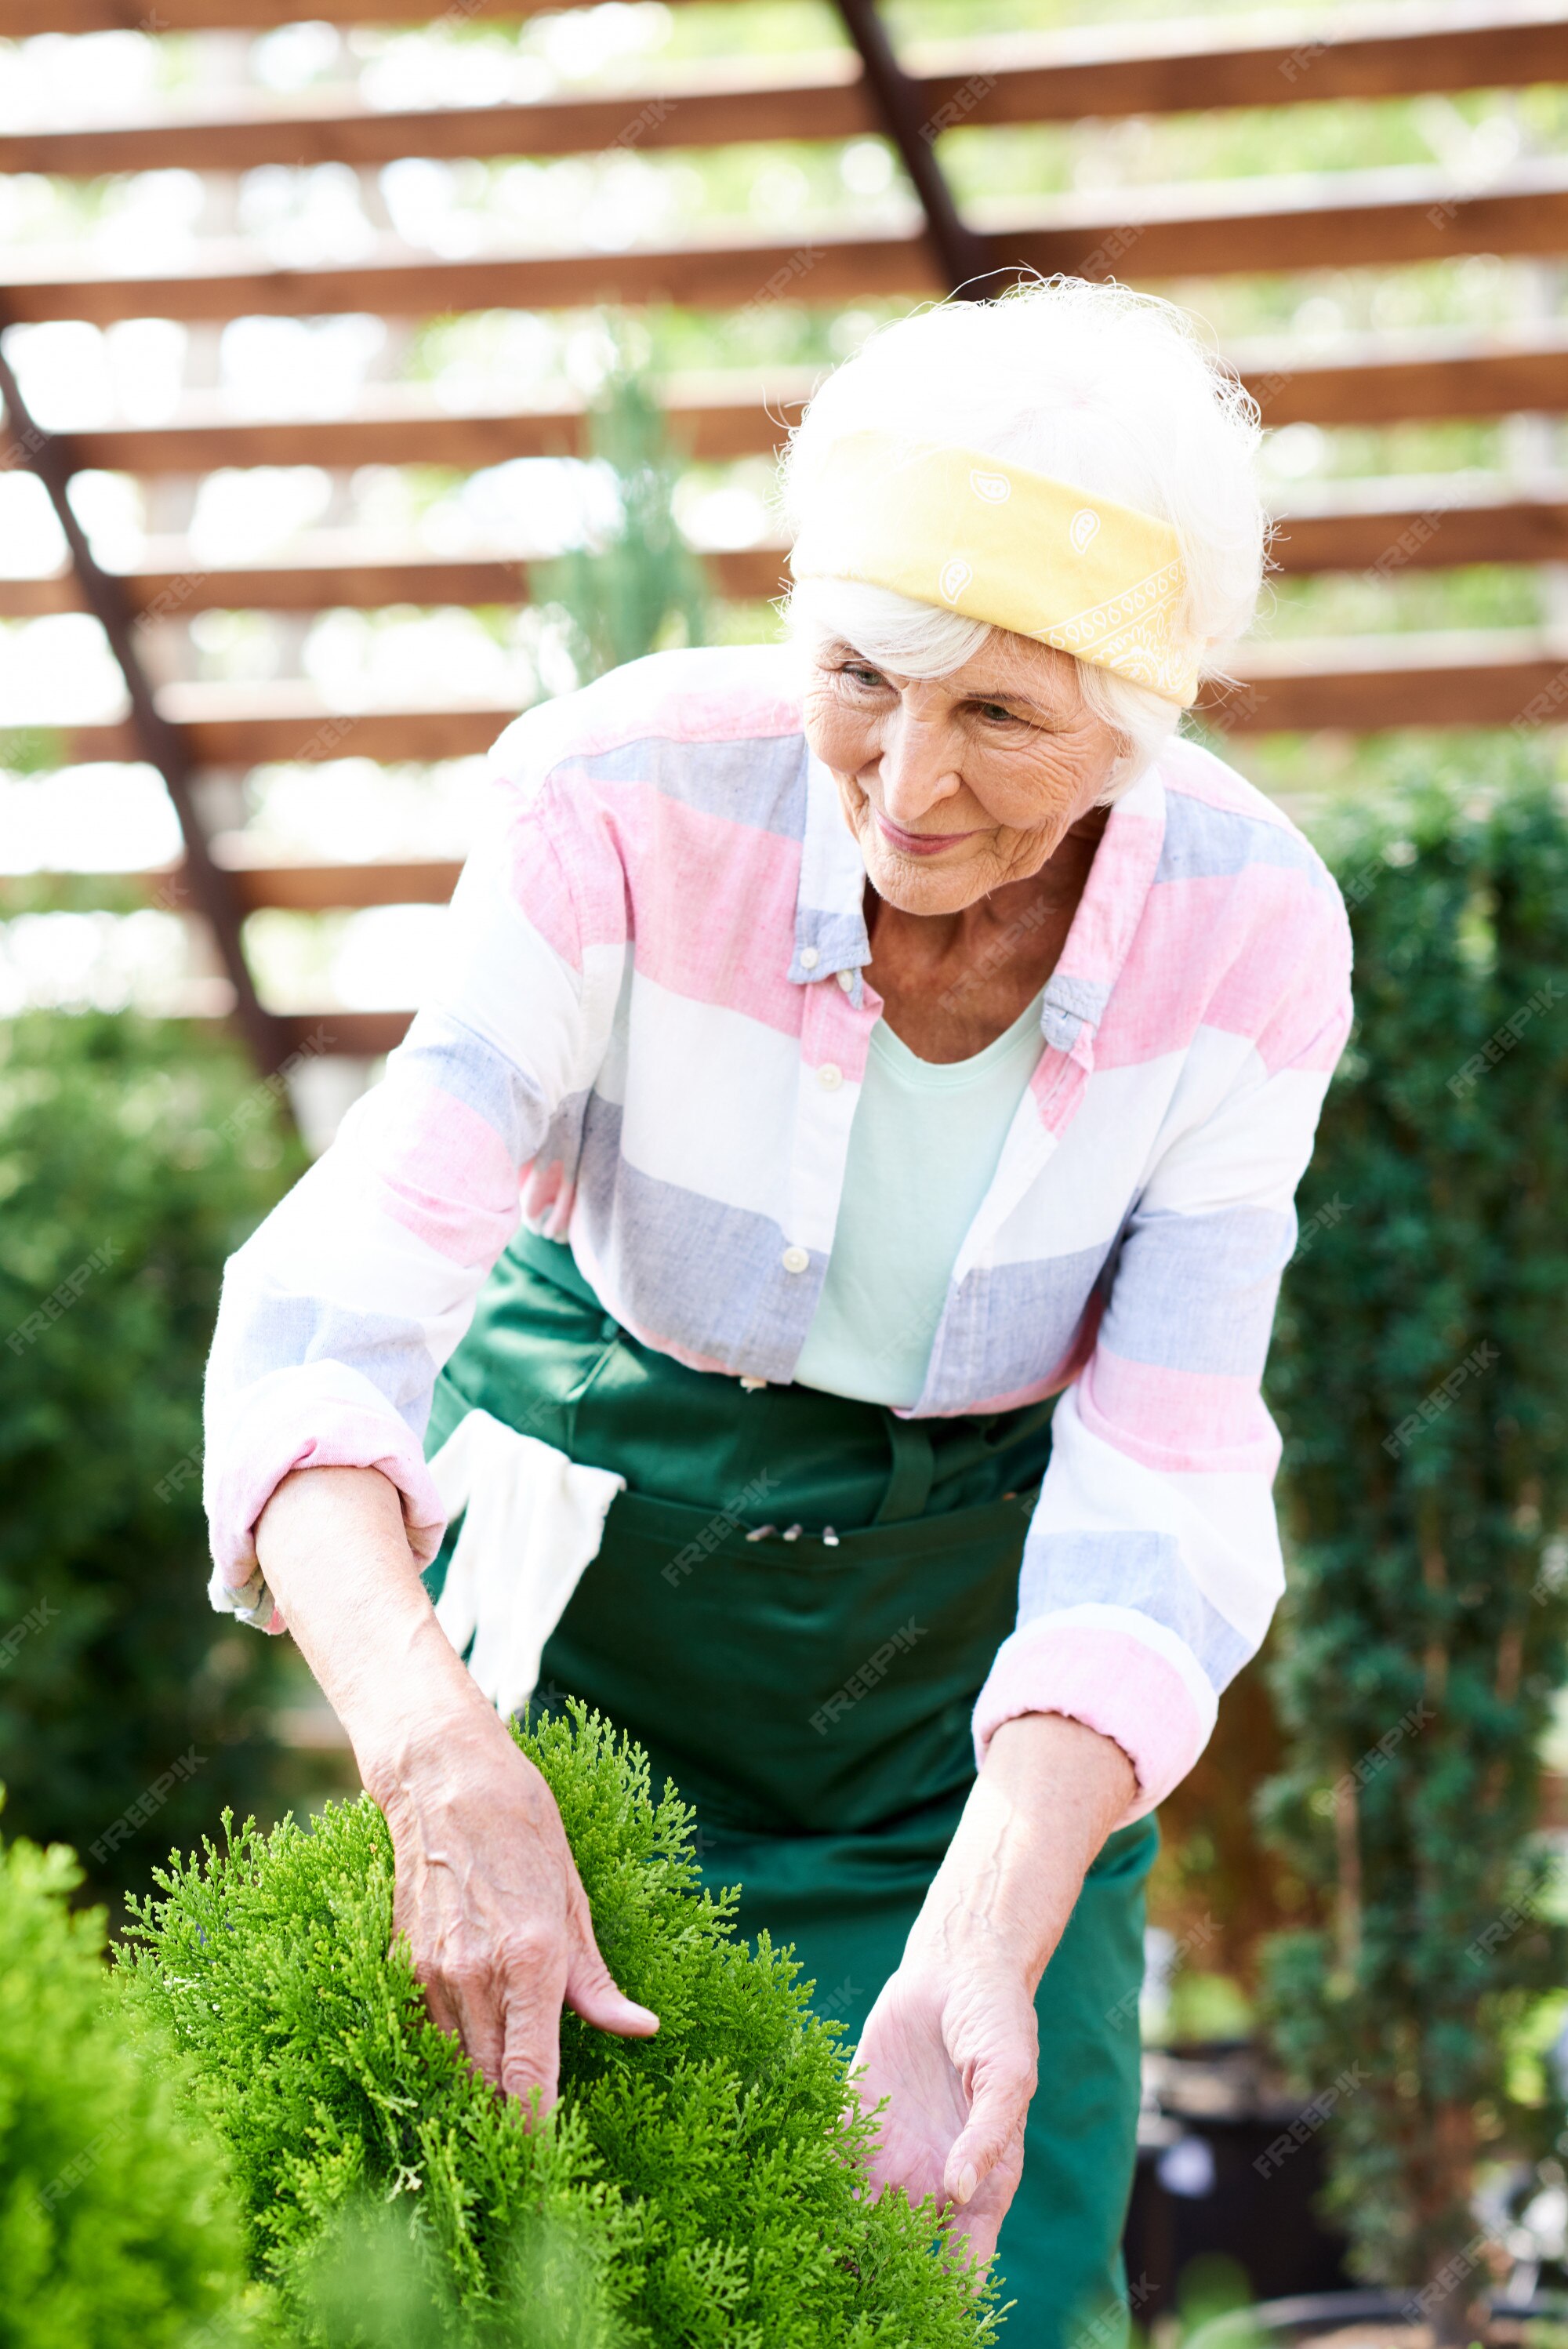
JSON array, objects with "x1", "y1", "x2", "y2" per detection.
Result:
[
  {"x1": 972, "y1": 1615, "x2": 1217, "y2": 1824},
  {"x1": 205, "y1": 1363, "x2": 447, "y2": 1632}
]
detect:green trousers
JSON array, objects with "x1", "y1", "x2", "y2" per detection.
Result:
[{"x1": 426, "y1": 1229, "x2": 1156, "y2": 2346}]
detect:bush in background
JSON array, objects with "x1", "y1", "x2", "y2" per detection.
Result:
[
  {"x1": 0, "y1": 1011, "x2": 299, "y2": 1905},
  {"x1": 0, "y1": 1809, "x2": 245, "y2": 2347},
  {"x1": 1261, "y1": 746, "x2": 1568, "y2": 2341}
]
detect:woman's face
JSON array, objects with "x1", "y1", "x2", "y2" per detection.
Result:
[{"x1": 802, "y1": 630, "x2": 1123, "y2": 916}]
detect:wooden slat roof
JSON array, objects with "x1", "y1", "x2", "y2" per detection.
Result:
[
  {"x1": 14, "y1": 329, "x2": 1564, "y2": 488},
  {"x1": 5, "y1": 0, "x2": 1568, "y2": 1058},
  {"x1": 4, "y1": 476, "x2": 1565, "y2": 623},
  {"x1": 9, "y1": 0, "x2": 718, "y2": 26},
  {"x1": 0, "y1": 541, "x2": 785, "y2": 617},
  {"x1": 6, "y1": 5, "x2": 1568, "y2": 176},
  {"x1": 12, "y1": 160, "x2": 1568, "y2": 328},
  {"x1": 6, "y1": 0, "x2": 1566, "y2": 100}
]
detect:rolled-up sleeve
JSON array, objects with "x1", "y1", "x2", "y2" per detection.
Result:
[
  {"x1": 203, "y1": 746, "x2": 626, "y2": 1626},
  {"x1": 973, "y1": 896, "x2": 1353, "y2": 1821}
]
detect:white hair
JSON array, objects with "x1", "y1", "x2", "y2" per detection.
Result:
[{"x1": 779, "y1": 276, "x2": 1268, "y2": 797}]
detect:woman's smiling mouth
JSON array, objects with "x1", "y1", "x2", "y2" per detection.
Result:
[{"x1": 873, "y1": 808, "x2": 982, "y2": 858}]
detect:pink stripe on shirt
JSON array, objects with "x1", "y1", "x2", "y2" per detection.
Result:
[{"x1": 1079, "y1": 1345, "x2": 1283, "y2": 1479}]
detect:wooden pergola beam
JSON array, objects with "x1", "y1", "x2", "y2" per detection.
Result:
[
  {"x1": 60, "y1": 688, "x2": 525, "y2": 767},
  {"x1": 1203, "y1": 627, "x2": 1568, "y2": 730},
  {"x1": 1268, "y1": 476, "x2": 1568, "y2": 571},
  {"x1": 0, "y1": 543, "x2": 786, "y2": 619},
  {"x1": 16, "y1": 330, "x2": 1565, "y2": 489},
  {"x1": 10, "y1": 159, "x2": 1568, "y2": 329},
  {"x1": 2, "y1": 0, "x2": 717, "y2": 25},
  {"x1": 4, "y1": 224, "x2": 936, "y2": 326},
  {"x1": 1240, "y1": 323, "x2": 1568, "y2": 426},
  {"x1": 33, "y1": 628, "x2": 1568, "y2": 773},
  {"x1": 827, "y1": 0, "x2": 988, "y2": 296},
  {"x1": 4, "y1": 478, "x2": 1567, "y2": 623},
  {"x1": 101, "y1": 857, "x2": 468, "y2": 914},
  {"x1": 2, "y1": 373, "x2": 821, "y2": 475},
  {"x1": 5, "y1": 0, "x2": 1566, "y2": 130},
  {"x1": 226, "y1": 858, "x2": 460, "y2": 913}
]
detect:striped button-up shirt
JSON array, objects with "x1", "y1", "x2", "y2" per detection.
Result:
[{"x1": 205, "y1": 643, "x2": 1352, "y2": 1821}]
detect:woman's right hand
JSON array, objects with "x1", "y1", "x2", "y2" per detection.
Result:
[
  {"x1": 369, "y1": 1706, "x2": 659, "y2": 2112},
  {"x1": 253, "y1": 1463, "x2": 657, "y2": 2115}
]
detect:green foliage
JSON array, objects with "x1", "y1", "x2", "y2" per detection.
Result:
[
  {"x1": 0, "y1": 728, "x2": 64, "y2": 778},
  {"x1": 536, "y1": 337, "x2": 710, "y2": 682},
  {"x1": 0, "y1": 1809, "x2": 245, "y2": 2347},
  {"x1": 270, "y1": 2201, "x2": 624, "y2": 2349},
  {"x1": 122, "y1": 1702, "x2": 998, "y2": 2349},
  {"x1": 1260, "y1": 744, "x2": 1568, "y2": 2329},
  {"x1": 0, "y1": 1011, "x2": 299, "y2": 1903}
]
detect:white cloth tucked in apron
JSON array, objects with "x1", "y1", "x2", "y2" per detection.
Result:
[{"x1": 428, "y1": 1407, "x2": 624, "y2": 1718}]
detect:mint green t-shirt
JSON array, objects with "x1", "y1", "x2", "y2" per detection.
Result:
[{"x1": 793, "y1": 993, "x2": 1046, "y2": 1410}]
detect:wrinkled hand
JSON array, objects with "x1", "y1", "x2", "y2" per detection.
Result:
[
  {"x1": 376, "y1": 1709, "x2": 659, "y2": 2115},
  {"x1": 853, "y1": 1953, "x2": 1038, "y2": 2270}
]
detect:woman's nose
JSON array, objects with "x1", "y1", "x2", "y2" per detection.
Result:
[{"x1": 875, "y1": 709, "x2": 961, "y2": 820}]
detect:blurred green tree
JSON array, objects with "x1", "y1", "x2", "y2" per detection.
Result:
[
  {"x1": 1261, "y1": 747, "x2": 1568, "y2": 2343},
  {"x1": 536, "y1": 333, "x2": 711, "y2": 682},
  {"x1": 0, "y1": 1011, "x2": 299, "y2": 1906}
]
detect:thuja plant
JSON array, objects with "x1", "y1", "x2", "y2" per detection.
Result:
[
  {"x1": 122, "y1": 1702, "x2": 999, "y2": 2348},
  {"x1": 1260, "y1": 753, "x2": 1568, "y2": 2344},
  {"x1": 536, "y1": 331, "x2": 710, "y2": 683},
  {"x1": 274, "y1": 2200, "x2": 627, "y2": 2349},
  {"x1": 0, "y1": 1805, "x2": 246, "y2": 2348}
]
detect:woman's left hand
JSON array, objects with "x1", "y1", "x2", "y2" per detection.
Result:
[
  {"x1": 853, "y1": 1948, "x2": 1039, "y2": 2267},
  {"x1": 848, "y1": 1710, "x2": 1139, "y2": 2271}
]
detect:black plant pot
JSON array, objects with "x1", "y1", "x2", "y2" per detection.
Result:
[{"x1": 1122, "y1": 2042, "x2": 1353, "y2": 2323}]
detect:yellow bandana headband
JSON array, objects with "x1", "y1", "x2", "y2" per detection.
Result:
[{"x1": 788, "y1": 430, "x2": 1200, "y2": 708}]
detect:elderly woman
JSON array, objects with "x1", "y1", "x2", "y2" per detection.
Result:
[{"x1": 205, "y1": 278, "x2": 1351, "y2": 2343}]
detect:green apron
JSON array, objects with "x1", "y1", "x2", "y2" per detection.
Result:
[{"x1": 425, "y1": 1228, "x2": 1156, "y2": 2347}]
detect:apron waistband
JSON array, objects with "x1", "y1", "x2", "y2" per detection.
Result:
[{"x1": 506, "y1": 1223, "x2": 1054, "y2": 1535}]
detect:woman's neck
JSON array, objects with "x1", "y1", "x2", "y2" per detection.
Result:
[{"x1": 865, "y1": 808, "x2": 1109, "y2": 1065}]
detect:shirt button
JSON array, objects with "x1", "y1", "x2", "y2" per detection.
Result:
[
  {"x1": 817, "y1": 1062, "x2": 843, "y2": 1091},
  {"x1": 836, "y1": 968, "x2": 855, "y2": 993},
  {"x1": 781, "y1": 1244, "x2": 809, "y2": 1275},
  {"x1": 799, "y1": 946, "x2": 819, "y2": 971}
]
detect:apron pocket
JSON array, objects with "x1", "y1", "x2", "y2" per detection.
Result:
[{"x1": 538, "y1": 1487, "x2": 1036, "y2": 1838}]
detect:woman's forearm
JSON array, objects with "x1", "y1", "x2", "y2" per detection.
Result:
[
  {"x1": 254, "y1": 1463, "x2": 500, "y2": 1799},
  {"x1": 855, "y1": 1712, "x2": 1138, "y2": 2252},
  {"x1": 909, "y1": 1711, "x2": 1138, "y2": 1989}
]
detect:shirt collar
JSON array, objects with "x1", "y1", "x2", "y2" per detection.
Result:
[
  {"x1": 1040, "y1": 761, "x2": 1167, "y2": 1057},
  {"x1": 791, "y1": 749, "x2": 872, "y2": 1000}
]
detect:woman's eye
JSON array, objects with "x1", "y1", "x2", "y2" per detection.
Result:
[
  {"x1": 977, "y1": 701, "x2": 1022, "y2": 724},
  {"x1": 843, "y1": 665, "x2": 885, "y2": 690}
]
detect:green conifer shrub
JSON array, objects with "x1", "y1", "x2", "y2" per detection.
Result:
[
  {"x1": 122, "y1": 1703, "x2": 1000, "y2": 2348},
  {"x1": 278, "y1": 2200, "x2": 625, "y2": 2349},
  {"x1": 0, "y1": 1809, "x2": 245, "y2": 2348},
  {"x1": 1261, "y1": 755, "x2": 1568, "y2": 2344}
]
